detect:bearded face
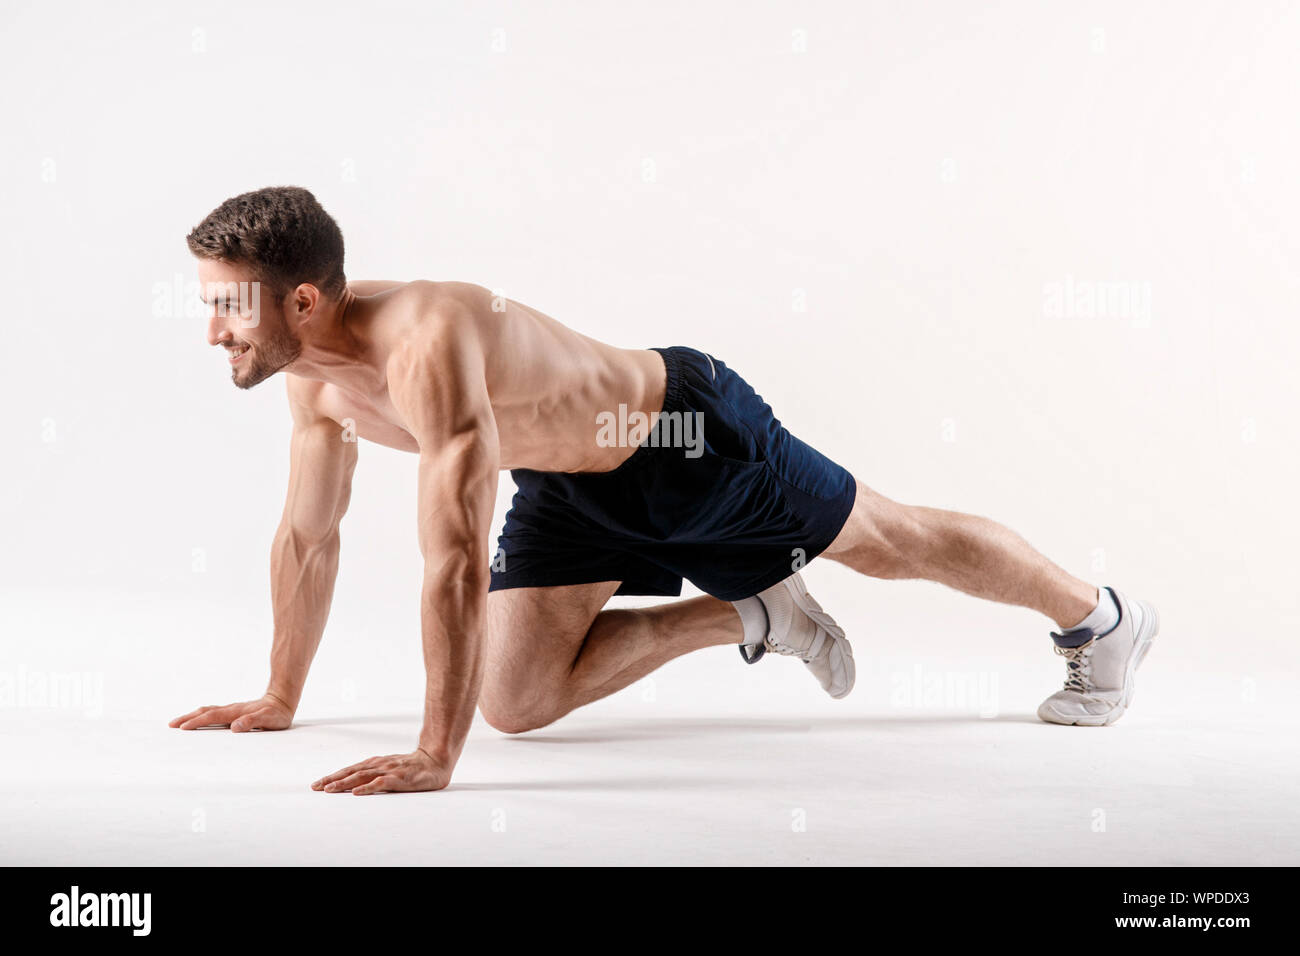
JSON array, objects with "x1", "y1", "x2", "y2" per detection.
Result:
[
  {"x1": 197, "y1": 260, "x2": 304, "y2": 389},
  {"x1": 223, "y1": 309, "x2": 303, "y2": 390}
]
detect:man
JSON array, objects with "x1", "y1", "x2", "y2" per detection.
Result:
[{"x1": 170, "y1": 186, "x2": 1159, "y2": 795}]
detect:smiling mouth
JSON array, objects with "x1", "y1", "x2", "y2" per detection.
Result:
[{"x1": 227, "y1": 344, "x2": 250, "y2": 364}]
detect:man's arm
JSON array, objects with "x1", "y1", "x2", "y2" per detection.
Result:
[
  {"x1": 170, "y1": 378, "x2": 357, "y2": 732},
  {"x1": 312, "y1": 307, "x2": 498, "y2": 794}
]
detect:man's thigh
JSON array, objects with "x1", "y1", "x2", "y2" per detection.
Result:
[{"x1": 480, "y1": 581, "x2": 622, "y2": 719}]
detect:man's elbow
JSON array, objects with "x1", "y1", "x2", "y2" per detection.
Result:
[
  {"x1": 422, "y1": 549, "x2": 490, "y2": 598},
  {"x1": 274, "y1": 522, "x2": 341, "y2": 560}
]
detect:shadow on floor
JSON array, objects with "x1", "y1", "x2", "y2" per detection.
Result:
[
  {"x1": 506, "y1": 712, "x2": 1041, "y2": 745},
  {"x1": 292, "y1": 712, "x2": 1041, "y2": 743},
  {"x1": 293, "y1": 714, "x2": 422, "y2": 728},
  {"x1": 446, "y1": 775, "x2": 773, "y2": 793}
]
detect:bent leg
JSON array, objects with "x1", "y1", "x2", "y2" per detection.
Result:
[
  {"x1": 823, "y1": 479, "x2": 1098, "y2": 629},
  {"x1": 479, "y1": 582, "x2": 741, "y2": 734}
]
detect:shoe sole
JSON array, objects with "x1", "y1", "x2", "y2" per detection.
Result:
[
  {"x1": 783, "y1": 573, "x2": 856, "y2": 699},
  {"x1": 1044, "y1": 599, "x2": 1159, "y2": 727}
]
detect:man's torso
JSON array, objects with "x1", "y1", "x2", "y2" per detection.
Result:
[{"x1": 291, "y1": 279, "x2": 666, "y2": 473}]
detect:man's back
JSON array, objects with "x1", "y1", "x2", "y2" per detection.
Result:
[{"x1": 294, "y1": 279, "x2": 667, "y2": 473}]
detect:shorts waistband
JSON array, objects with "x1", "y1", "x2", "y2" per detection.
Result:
[
  {"x1": 650, "y1": 346, "x2": 688, "y2": 418},
  {"x1": 600, "y1": 347, "x2": 689, "y2": 474}
]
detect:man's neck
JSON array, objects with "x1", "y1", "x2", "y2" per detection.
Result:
[{"x1": 286, "y1": 289, "x2": 381, "y2": 391}]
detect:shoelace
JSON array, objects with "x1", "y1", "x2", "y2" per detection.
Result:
[
  {"x1": 1054, "y1": 639, "x2": 1096, "y2": 693},
  {"x1": 765, "y1": 634, "x2": 812, "y2": 662},
  {"x1": 765, "y1": 626, "x2": 828, "y2": 664},
  {"x1": 760, "y1": 586, "x2": 830, "y2": 663}
]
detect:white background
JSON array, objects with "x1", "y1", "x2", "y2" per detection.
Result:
[{"x1": 2, "y1": 0, "x2": 1297, "y2": 864}]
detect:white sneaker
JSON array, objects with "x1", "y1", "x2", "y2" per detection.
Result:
[
  {"x1": 1037, "y1": 587, "x2": 1159, "y2": 726},
  {"x1": 739, "y1": 572, "x2": 855, "y2": 699}
]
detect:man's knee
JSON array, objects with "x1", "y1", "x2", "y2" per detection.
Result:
[
  {"x1": 479, "y1": 693, "x2": 558, "y2": 735},
  {"x1": 479, "y1": 582, "x2": 613, "y2": 733},
  {"x1": 478, "y1": 657, "x2": 565, "y2": 735},
  {"x1": 479, "y1": 705, "x2": 546, "y2": 735},
  {"x1": 825, "y1": 483, "x2": 930, "y2": 579}
]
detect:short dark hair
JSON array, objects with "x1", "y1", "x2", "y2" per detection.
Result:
[{"x1": 186, "y1": 186, "x2": 347, "y2": 299}]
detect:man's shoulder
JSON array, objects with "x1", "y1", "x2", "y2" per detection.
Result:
[
  {"x1": 353, "y1": 278, "x2": 487, "y2": 309},
  {"x1": 384, "y1": 283, "x2": 492, "y2": 362},
  {"x1": 412, "y1": 280, "x2": 493, "y2": 323},
  {"x1": 284, "y1": 374, "x2": 333, "y2": 423}
]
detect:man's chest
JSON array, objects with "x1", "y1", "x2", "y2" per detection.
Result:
[{"x1": 314, "y1": 382, "x2": 421, "y2": 453}]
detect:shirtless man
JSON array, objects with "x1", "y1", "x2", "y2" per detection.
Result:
[{"x1": 169, "y1": 187, "x2": 1160, "y2": 794}]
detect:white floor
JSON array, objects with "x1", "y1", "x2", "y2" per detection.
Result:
[{"x1": 2, "y1": 583, "x2": 1296, "y2": 866}]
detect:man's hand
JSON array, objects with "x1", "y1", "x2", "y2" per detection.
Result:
[
  {"x1": 168, "y1": 693, "x2": 294, "y2": 732},
  {"x1": 311, "y1": 748, "x2": 452, "y2": 795}
]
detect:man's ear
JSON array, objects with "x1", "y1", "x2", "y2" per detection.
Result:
[{"x1": 289, "y1": 282, "x2": 322, "y2": 327}]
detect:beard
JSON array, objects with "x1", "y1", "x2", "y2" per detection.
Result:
[{"x1": 233, "y1": 323, "x2": 303, "y2": 390}]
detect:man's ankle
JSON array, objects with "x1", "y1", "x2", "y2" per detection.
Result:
[{"x1": 731, "y1": 595, "x2": 768, "y2": 646}]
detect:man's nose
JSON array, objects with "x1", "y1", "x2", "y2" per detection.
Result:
[{"x1": 207, "y1": 313, "x2": 231, "y2": 347}]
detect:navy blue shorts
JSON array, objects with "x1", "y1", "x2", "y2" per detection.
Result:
[{"x1": 488, "y1": 346, "x2": 858, "y2": 602}]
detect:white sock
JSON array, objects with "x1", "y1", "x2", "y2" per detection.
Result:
[
  {"x1": 732, "y1": 596, "x2": 769, "y2": 646},
  {"x1": 1066, "y1": 587, "x2": 1120, "y2": 637}
]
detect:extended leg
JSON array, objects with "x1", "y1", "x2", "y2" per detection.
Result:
[{"x1": 823, "y1": 479, "x2": 1099, "y2": 629}]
